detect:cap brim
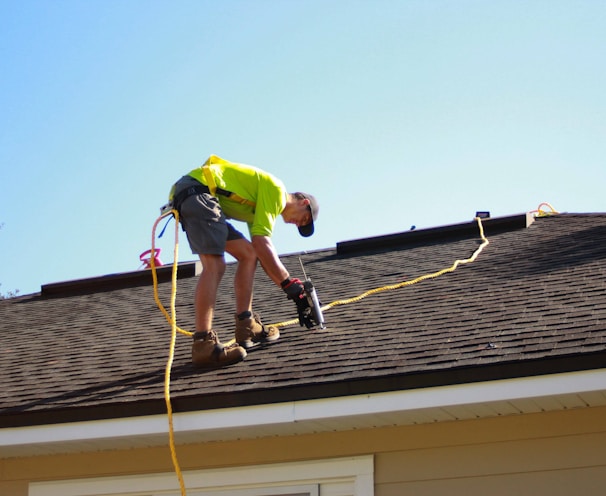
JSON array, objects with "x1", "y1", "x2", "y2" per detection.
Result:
[{"x1": 298, "y1": 221, "x2": 314, "y2": 237}]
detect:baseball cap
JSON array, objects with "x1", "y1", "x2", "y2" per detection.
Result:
[{"x1": 298, "y1": 192, "x2": 319, "y2": 237}]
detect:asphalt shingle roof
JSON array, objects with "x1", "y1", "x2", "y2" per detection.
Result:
[{"x1": 1, "y1": 212, "x2": 606, "y2": 427}]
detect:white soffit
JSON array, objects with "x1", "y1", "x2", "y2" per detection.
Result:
[{"x1": 2, "y1": 368, "x2": 606, "y2": 458}]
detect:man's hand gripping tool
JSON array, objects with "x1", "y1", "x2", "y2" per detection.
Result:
[{"x1": 298, "y1": 257, "x2": 326, "y2": 330}]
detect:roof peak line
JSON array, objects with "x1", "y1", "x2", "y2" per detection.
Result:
[{"x1": 336, "y1": 212, "x2": 535, "y2": 255}]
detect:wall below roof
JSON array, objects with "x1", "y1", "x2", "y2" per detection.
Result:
[{"x1": 2, "y1": 405, "x2": 606, "y2": 495}]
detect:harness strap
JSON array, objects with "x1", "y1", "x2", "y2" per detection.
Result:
[{"x1": 202, "y1": 166, "x2": 256, "y2": 207}]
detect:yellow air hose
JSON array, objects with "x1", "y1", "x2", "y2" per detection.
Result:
[
  {"x1": 148, "y1": 204, "x2": 557, "y2": 494},
  {"x1": 271, "y1": 216, "x2": 490, "y2": 328},
  {"x1": 149, "y1": 212, "x2": 491, "y2": 495},
  {"x1": 150, "y1": 210, "x2": 187, "y2": 495}
]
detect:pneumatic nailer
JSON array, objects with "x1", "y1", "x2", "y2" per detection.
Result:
[{"x1": 298, "y1": 256, "x2": 326, "y2": 330}]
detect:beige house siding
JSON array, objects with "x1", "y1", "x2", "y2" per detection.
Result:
[
  {"x1": 376, "y1": 433, "x2": 605, "y2": 495},
  {"x1": 2, "y1": 405, "x2": 606, "y2": 495}
]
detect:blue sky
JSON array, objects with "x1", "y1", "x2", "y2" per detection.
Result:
[{"x1": 1, "y1": 0, "x2": 605, "y2": 296}]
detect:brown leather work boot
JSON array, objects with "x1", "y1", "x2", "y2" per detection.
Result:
[
  {"x1": 235, "y1": 312, "x2": 280, "y2": 349},
  {"x1": 192, "y1": 330, "x2": 247, "y2": 368}
]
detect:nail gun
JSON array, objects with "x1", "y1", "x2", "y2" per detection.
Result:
[{"x1": 298, "y1": 256, "x2": 326, "y2": 330}]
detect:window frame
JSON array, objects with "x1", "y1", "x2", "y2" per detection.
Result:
[{"x1": 29, "y1": 455, "x2": 374, "y2": 496}]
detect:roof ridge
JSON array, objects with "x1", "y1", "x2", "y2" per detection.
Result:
[{"x1": 337, "y1": 212, "x2": 533, "y2": 255}]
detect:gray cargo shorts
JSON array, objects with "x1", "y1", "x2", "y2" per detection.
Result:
[{"x1": 172, "y1": 176, "x2": 245, "y2": 255}]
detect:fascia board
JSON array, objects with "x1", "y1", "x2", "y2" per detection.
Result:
[{"x1": 2, "y1": 368, "x2": 605, "y2": 455}]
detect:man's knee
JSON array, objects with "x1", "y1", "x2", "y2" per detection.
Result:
[
  {"x1": 240, "y1": 243, "x2": 258, "y2": 264},
  {"x1": 227, "y1": 239, "x2": 258, "y2": 265},
  {"x1": 200, "y1": 254, "x2": 227, "y2": 277}
]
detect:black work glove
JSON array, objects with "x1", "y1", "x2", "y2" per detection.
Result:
[{"x1": 281, "y1": 278, "x2": 313, "y2": 328}]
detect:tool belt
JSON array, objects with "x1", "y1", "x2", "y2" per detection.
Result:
[
  {"x1": 171, "y1": 184, "x2": 211, "y2": 213},
  {"x1": 171, "y1": 182, "x2": 256, "y2": 213}
]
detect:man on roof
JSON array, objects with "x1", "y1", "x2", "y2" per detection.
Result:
[{"x1": 169, "y1": 154, "x2": 319, "y2": 368}]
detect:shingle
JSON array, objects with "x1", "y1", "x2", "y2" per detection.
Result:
[{"x1": 1, "y1": 213, "x2": 606, "y2": 424}]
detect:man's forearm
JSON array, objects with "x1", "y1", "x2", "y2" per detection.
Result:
[{"x1": 251, "y1": 235, "x2": 290, "y2": 286}]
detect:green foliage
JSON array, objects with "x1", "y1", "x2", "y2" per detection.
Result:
[
  {"x1": 0, "y1": 288, "x2": 19, "y2": 299},
  {"x1": 0, "y1": 285, "x2": 19, "y2": 300}
]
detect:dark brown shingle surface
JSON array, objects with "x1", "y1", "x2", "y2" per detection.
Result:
[{"x1": 1, "y1": 213, "x2": 606, "y2": 427}]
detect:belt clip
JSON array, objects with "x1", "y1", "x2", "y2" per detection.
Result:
[{"x1": 160, "y1": 202, "x2": 174, "y2": 216}]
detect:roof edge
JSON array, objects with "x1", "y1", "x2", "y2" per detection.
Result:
[
  {"x1": 3, "y1": 348, "x2": 605, "y2": 429},
  {"x1": 2, "y1": 368, "x2": 605, "y2": 458}
]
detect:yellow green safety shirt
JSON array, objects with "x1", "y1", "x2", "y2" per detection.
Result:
[{"x1": 186, "y1": 155, "x2": 286, "y2": 237}]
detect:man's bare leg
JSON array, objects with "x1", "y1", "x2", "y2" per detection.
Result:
[
  {"x1": 195, "y1": 253, "x2": 226, "y2": 332},
  {"x1": 226, "y1": 238, "x2": 258, "y2": 315}
]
